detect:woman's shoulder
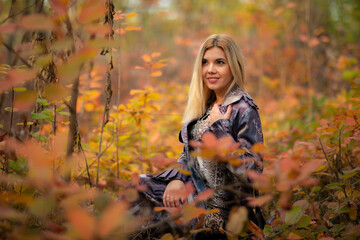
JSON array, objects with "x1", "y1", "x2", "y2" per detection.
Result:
[{"x1": 223, "y1": 86, "x2": 259, "y2": 111}]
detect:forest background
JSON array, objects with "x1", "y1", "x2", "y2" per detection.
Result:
[{"x1": 0, "y1": 0, "x2": 359, "y2": 239}]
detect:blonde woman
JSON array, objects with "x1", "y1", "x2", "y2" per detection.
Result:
[{"x1": 134, "y1": 34, "x2": 264, "y2": 239}]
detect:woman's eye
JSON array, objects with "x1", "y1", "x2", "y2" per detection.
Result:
[
  {"x1": 202, "y1": 60, "x2": 207, "y2": 65},
  {"x1": 217, "y1": 60, "x2": 225, "y2": 65}
]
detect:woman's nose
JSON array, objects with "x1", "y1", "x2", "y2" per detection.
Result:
[{"x1": 208, "y1": 63, "x2": 216, "y2": 73}]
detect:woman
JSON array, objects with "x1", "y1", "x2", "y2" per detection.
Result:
[{"x1": 132, "y1": 34, "x2": 264, "y2": 239}]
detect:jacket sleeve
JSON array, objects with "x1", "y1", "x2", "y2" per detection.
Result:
[
  {"x1": 153, "y1": 136, "x2": 191, "y2": 183},
  {"x1": 208, "y1": 105, "x2": 264, "y2": 175}
]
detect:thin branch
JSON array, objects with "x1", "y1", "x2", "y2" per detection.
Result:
[
  {"x1": 0, "y1": 2, "x2": 36, "y2": 25},
  {"x1": 318, "y1": 136, "x2": 338, "y2": 180}
]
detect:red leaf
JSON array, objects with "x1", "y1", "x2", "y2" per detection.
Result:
[
  {"x1": 1, "y1": 69, "x2": 37, "y2": 91},
  {"x1": 246, "y1": 194, "x2": 273, "y2": 207},
  {"x1": 0, "y1": 23, "x2": 18, "y2": 33},
  {"x1": 77, "y1": 0, "x2": 106, "y2": 24},
  {"x1": 50, "y1": 0, "x2": 69, "y2": 15}
]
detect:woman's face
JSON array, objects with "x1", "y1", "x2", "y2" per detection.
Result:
[{"x1": 202, "y1": 47, "x2": 233, "y2": 99}]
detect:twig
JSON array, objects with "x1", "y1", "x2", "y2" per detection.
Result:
[
  {"x1": 0, "y1": 2, "x2": 36, "y2": 25},
  {"x1": 318, "y1": 136, "x2": 338, "y2": 180},
  {"x1": 74, "y1": 137, "x2": 114, "y2": 181},
  {"x1": 129, "y1": 212, "x2": 183, "y2": 236}
]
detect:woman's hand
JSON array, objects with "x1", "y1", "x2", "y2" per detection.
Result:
[
  {"x1": 208, "y1": 103, "x2": 232, "y2": 124},
  {"x1": 163, "y1": 180, "x2": 185, "y2": 207}
]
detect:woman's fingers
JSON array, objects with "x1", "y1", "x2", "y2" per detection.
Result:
[
  {"x1": 224, "y1": 104, "x2": 232, "y2": 119},
  {"x1": 164, "y1": 194, "x2": 180, "y2": 207},
  {"x1": 209, "y1": 103, "x2": 232, "y2": 123}
]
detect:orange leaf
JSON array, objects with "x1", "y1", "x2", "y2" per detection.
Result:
[
  {"x1": 97, "y1": 201, "x2": 128, "y2": 237},
  {"x1": 19, "y1": 14, "x2": 55, "y2": 31},
  {"x1": 142, "y1": 54, "x2": 151, "y2": 62},
  {"x1": 248, "y1": 220, "x2": 264, "y2": 240},
  {"x1": 84, "y1": 25, "x2": 111, "y2": 35},
  {"x1": 151, "y1": 71, "x2": 162, "y2": 77},
  {"x1": 67, "y1": 207, "x2": 95, "y2": 240},
  {"x1": 134, "y1": 66, "x2": 145, "y2": 70},
  {"x1": 131, "y1": 173, "x2": 140, "y2": 185},
  {"x1": 195, "y1": 189, "x2": 214, "y2": 202},
  {"x1": 287, "y1": 232, "x2": 303, "y2": 239},
  {"x1": 115, "y1": 28, "x2": 126, "y2": 35},
  {"x1": 125, "y1": 26, "x2": 142, "y2": 31},
  {"x1": 308, "y1": 38, "x2": 320, "y2": 47},
  {"x1": 252, "y1": 142, "x2": 264, "y2": 153},
  {"x1": 151, "y1": 52, "x2": 161, "y2": 58},
  {"x1": 77, "y1": 0, "x2": 106, "y2": 24}
]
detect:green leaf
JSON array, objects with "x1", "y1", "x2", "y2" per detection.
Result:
[
  {"x1": 295, "y1": 215, "x2": 311, "y2": 228},
  {"x1": 326, "y1": 182, "x2": 344, "y2": 190},
  {"x1": 57, "y1": 111, "x2": 70, "y2": 116},
  {"x1": 263, "y1": 225, "x2": 272, "y2": 236},
  {"x1": 285, "y1": 206, "x2": 302, "y2": 225},
  {"x1": 312, "y1": 186, "x2": 321, "y2": 192},
  {"x1": 30, "y1": 132, "x2": 49, "y2": 142},
  {"x1": 37, "y1": 98, "x2": 50, "y2": 106},
  {"x1": 5, "y1": 107, "x2": 17, "y2": 112},
  {"x1": 337, "y1": 207, "x2": 350, "y2": 214},
  {"x1": 56, "y1": 105, "x2": 66, "y2": 112},
  {"x1": 330, "y1": 224, "x2": 345, "y2": 233},
  {"x1": 31, "y1": 112, "x2": 48, "y2": 120}
]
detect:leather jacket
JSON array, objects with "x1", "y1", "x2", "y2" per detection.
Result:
[{"x1": 156, "y1": 85, "x2": 264, "y2": 192}]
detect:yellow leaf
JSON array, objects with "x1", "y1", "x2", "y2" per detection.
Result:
[
  {"x1": 151, "y1": 71, "x2": 162, "y2": 77},
  {"x1": 177, "y1": 168, "x2": 191, "y2": 176},
  {"x1": 153, "y1": 63, "x2": 167, "y2": 68},
  {"x1": 160, "y1": 233, "x2": 173, "y2": 240},
  {"x1": 126, "y1": 13, "x2": 138, "y2": 18},
  {"x1": 226, "y1": 207, "x2": 248, "y2": 235}
]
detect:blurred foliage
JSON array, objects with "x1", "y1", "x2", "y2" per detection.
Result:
[{"x1": 0, "y1": 0, "x2": 359, "y2": 239}]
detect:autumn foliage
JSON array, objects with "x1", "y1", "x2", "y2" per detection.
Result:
[{"x1": 0, "y1": 0, "x2": 359, "y2": 239}]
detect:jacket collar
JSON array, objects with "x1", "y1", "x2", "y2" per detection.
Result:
[{"x1": 222, "y1": 84, "x2": 245, "y2": 107}]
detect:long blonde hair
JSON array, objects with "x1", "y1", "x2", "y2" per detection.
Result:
[{"x1": 183, "y1": 34, "x2": 245, "y2": 123}]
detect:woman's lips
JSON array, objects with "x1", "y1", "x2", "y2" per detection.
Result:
[{"x1": 207, "y1": 77, "x2": 219, "y2": 84}]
